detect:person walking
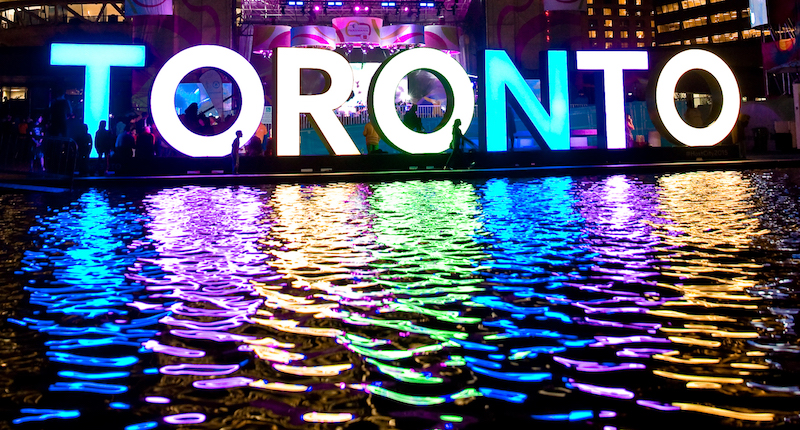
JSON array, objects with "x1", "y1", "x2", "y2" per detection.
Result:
[
  {"x1": 363, "y1": 121, "x2": 380, "y2": 153},
  {"x1": 231, "y1": 130, "x2": 243, "y2": 174}
]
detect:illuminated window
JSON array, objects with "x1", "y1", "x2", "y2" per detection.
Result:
[
  {"x1": 589, "y1": 30, "x2": 597, "y2": 38},
  {"x1": 605, "y1": 30, "x2": 614, "y2": 38},
  {"x1": 635, "y1": 0, "x2": 641, "y2": 5},
  {"x1": 695, "y1": 36, "x2": 709, "y2": 44},
  {"x1": 621, "y1": 30, "x2": 629, "y2": 38},
  {"x1": 637, "y1": 42, "x2": 645, "y2": 47},
  {"x1": 635, "y1": 10, "x2": 642, "y2": 16},
  {"x1": 657, "y1": 22, "x2": 681, "y2": 33},
  {"x1": 663, "y1": 41, "x2": 682, "y2": 46},
  {"x1": 619, "y1": 8, "x2": 628, "y2": 16},
  {"x1": 712, "y1": 32, "x2": 739, "y2": 43},
  {"x1": 710, "y1": 11, "x2": 737, "y2": 23},
  {"x1": 1, "y1": 87, "x2": 27, "y2": 100},
  {"x1": 588, "y1": 7, "x2": 594, "y2": 15},
  {"x1": 684, "y1": 40, "x2": 691, "y2": 45},
  {"x1": 605, "y1": 19, "x2": 613, "y2": 27},
  {"x1": 659, "y1": 3, "x2": 680, "y2": 14},
  {"x1": 603, "y1": 8, "x2": 611, "y2": 15},
  {"x1": 618, "y1": 0, "x2": 626, "y2": 4},
  {"x1": 637, "y1": 30, "x2": 645, "y2": 38},
  {"x1": 681, "y1": 0, "x2": 706, "y2": 8},
  {"x1": 742, "y1": 29, "x2": 762, "y2": 39},
  {"x1": 683, "y1": 16, "x2": 707, "y2": 29},
  {"x1": 605, "y1": 42, "x2": 614, "y2": 49},
  {"x1": 587, "y1": 0, "x2": 593, "y2": 3}
]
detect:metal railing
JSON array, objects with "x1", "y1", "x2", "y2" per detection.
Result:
[{"x1": 299, "y1": 104, "x2": 445, "y2": 129}]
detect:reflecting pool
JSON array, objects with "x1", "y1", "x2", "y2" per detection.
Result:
[{"x1": 2, "y1": 169, "x2": 800, "y2": 429}]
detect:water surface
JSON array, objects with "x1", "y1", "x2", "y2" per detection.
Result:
[{"x1": 2, "y1": 169, "x2": 800, "y2": 429}]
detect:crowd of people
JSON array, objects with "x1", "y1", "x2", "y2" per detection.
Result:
[
  {"x1": 0, "y1": 103, "x2": 276, "y2": 175},
  {"x1": 0, "y1": 98, "x2": 475, "y2": 175}
]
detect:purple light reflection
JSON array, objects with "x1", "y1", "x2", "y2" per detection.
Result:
[
  {"x1": 170, "y1": 329, "x2": 256, "y2": 342},
  {"x1": 163, "y1": 413, "x2": 206, "y2": 425},
  {"x1": 192, "y1": 377, "x2": 254, "y2": 389},
  {"x1": 572, "y1": 382, "x2": 635, "y2": 399},
  {"x1": 590, "y1": 335, "x2": 670, "y2": 347},
  {"x1": 159, "y1": 364, "x2": 240, "y2": 376},
  {"x1": 144, "y1": 396, "x2": 170, "y2": 404},
  {"x1": 616, "y1": 348, "x2": 674, "y2": 358},
  {"x1": 142, "y1": 340, "x2": 205, "y2": 358},
  {"x1": 553, "y1": 356, "x2": 646, "y2": 372},
  {"x1": 636, "y1": 400, "x2": 680, "y2": 411}
]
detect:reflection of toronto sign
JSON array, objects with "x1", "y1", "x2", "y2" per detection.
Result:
[{"x1": 51, "y1": 43, "x2": 741, "y2": 158}]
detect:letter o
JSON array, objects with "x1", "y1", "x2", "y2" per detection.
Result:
[
  {"x1": 150, "y1": 45, "x2": 265, "y2": 157},
  {"x1": 654, "y1": 49, "x2": 740, "y2": 147},
  {"x1": 368, "y1": 48, "x2": 474, "y2": 154}
]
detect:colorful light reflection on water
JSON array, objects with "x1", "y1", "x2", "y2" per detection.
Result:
[{"x1": 3, "y1": 171, "x2": 800, "y2": 428}]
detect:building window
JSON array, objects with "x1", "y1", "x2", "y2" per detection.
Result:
[
  {"x1": 619, "y1": 8, "x2": 628, "y2": 16},
  {"x1": 683, "y1": 16, "x2": 707, "y2": 29},
  {"x1": 658, "y1": 3, "x2": 680, "y2": 14},
  {"x1": 605, "y1": 42, "x2": 614, "y2": 49},
  {"x1": 712, "y1": 32, "x2": 739, "y2": 43},
  {"x1": 657, "y1": 22, "x2": 681, "y2": 33},
  {"x1": 621, "y1": 30, "x2": 629, "y2": 38},
  {"x1": 710, "y1": 11, "x2": 737, "y2": 23},
  {"x1": 618, "y1": 0, "x2": 627, "y2": 4},
  {"x1": 603, "y1": 8, "x2": 612, "y2": 15},
  {"x1": 681, "y1": 0, "x2": 706, "y2": 8},
  {"x1": 695, "y1": 36, "x2": 709, "y2": 44},
  {"x1": 589, "y1": 30, "x2": 597, "y2": 38},
  {"x1": 605, "y1": 19, "x2": 613, "y2": 27},
  {"x1": 621, "y1": 42, "x2": 629, "y2": 48},
  {"x1": 636, "y1": 30, "x2": 645, "y2": 38},
  {"x1": 742, "y1": 29, "x2": 762, "y2": 39},
  {"x1": 588, "y1": 7, "x2": 594, "y2": 15},
  {"x1": 605, "y1": 30, "x2": 614, "y2": 38},
  {"x1": 637, "y1": 42, "x2": 645, "y2": 47}
]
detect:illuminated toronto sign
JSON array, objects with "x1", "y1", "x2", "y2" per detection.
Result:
[{"x1": 50, "y1": 43, "x2": 742, "y2": 158}]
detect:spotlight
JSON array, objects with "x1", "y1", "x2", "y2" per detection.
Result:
[
  {"x1": 355, "y1": 5, "x2": 360, "y2": 11},
  {"x1": 365, "y1": 6, "x2": 369, "y2": 11}
]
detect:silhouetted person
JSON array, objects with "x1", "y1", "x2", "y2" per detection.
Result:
[
  {"x1": 231, "y1": 130, "x2": 243, "y2": 174},
  {"x1": 75, "y1": 123, "x2": 92, "y2": 174},
  {"x1": 49, "y1": 89, "x2": 72, "y2": 137},
  {"x1": 115, "y1": 124, "x2": 135, "y2": 160},
  {"x1": 95, "y1": 120, "x2": 113, "y2": 173},
  {"x1": 507, "y1": 107, "x2": 517, "y2": 148},
  {"x1": 246, "y1": 135, "x2": 262, "y2": 157},
  {"x1": 626, "y1": 115, "x2": 635, "y2": 148},
  {"x1": 136, "y1": 125, "x2": 155, "y2": 160},
  {"x1": 444, "y1": 118, "x2": 475, "y2": 169},
  {"x1": 403, "y1": 104, "x2": 423, "y2": 132},
  {"x1": 29, "y1": 117, "x2": 44, "y2": 172}
]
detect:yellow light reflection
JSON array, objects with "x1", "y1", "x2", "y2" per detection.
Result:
[
  {"x1": 302, "y1": 412, "x2": 354, "y2": 423},
  {"x1": 653, "y1": 370, "x2": 743, "y2": 384},
  {"x1": 249, "y1": 380, "x2": 310, "y2": 392},
  {"x1": 274, "y1": 363, "x2": 353, "y2": 376},
  {"x1": 672, "y1": 403, "x2": 775, "y2": 421}
]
